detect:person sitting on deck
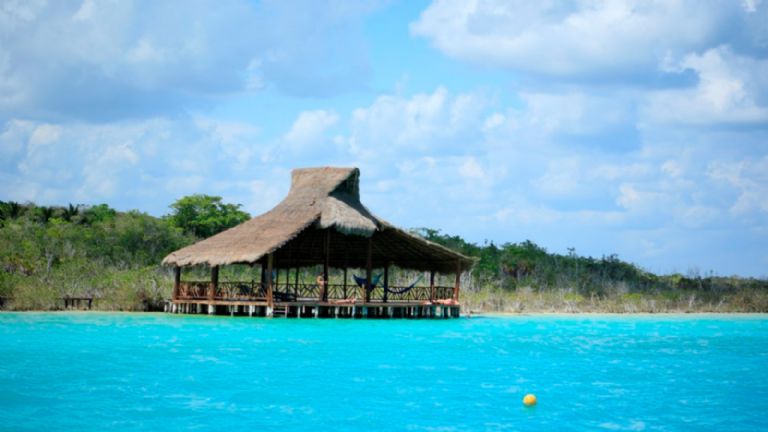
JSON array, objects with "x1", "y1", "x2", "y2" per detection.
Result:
[
  {"x1": 330, "y1": 296, "x2": 357, "y2": 305},
  {"x1": 433, "y1": 298, "x2": 458, "y2": 306},
  {"x1": 316, "y1": 273, "x2": 326, "y2": 300}
]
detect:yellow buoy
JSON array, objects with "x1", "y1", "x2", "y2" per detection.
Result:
[{"x1": 523, "y1": 394, "x2": 537, "y2": 407}]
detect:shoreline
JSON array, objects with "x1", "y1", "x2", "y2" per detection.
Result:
[
  {"x1": 471, "y1": 311, "x2": 768, "y2": 318},
  {"x1": 2, "y1": 309, "x2": 767, "y2": 318}
]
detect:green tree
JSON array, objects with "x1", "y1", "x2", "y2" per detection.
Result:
[
  {"x1": 0, "y1": 201, "x2": 24, "y2": 222},
  {"x1": 167, "y1": 194, "x2": 250, "y2": 238},
  {"x1": 80, "y1": 204, "x2": 117, "y2": 225},
  {"x1": 34, "y1": 206, "x2": 55, "y2": 224},
  {"x1": 61, "y1": 203, "x2": 80, "y2": 222}
]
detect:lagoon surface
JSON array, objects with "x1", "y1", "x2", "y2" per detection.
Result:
[{"x1": 1, "y1": 313, "x2": 767, "y2": 431}]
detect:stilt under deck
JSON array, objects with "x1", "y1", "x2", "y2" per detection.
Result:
[{"x1": 166, "y1": 300, "x2": 460, "y2": 319}]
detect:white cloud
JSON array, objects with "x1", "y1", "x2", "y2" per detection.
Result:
[
  {"x1": 644, "y1": 47, "x2": 768, "y2": 125},
  {"x1": 0, "y1": 119, "x2": 33, "y2": 160},
  {"x1": 411, "y1": 0, "x2": 755, "y2": 79},
  {"x1": 708, "y1": 157, "x2": 768, "y2": 216},
  {"x1": 742, "y1": 0, "x2": 760, "y2": 13},
  {"x1": 283, "y1": 110, "x2": 339, "y2": 151},
  {"x1": 661, "y1": 160, "x2": 684, "y2": 178},
  {"x1": 0, "y1": 0, "x2": 378, "y2": 121},
  {"x1": 533, "y1": 158, "x2": 582, "y2": 196},
  {"x1": 521, "y1": 92, "x2": 635, "y2": 135},
  {"x1": 29, "y1": 124, "x2": 60, "y2": 147},
  {"x1": 194, "y1": 117, "x2": 260, "y2": 170},
  {"x1": 0, "y1": 115, "x2": 278, "y2": 213},
  {"x1": 346, "y1": 87, "x2": 487, "y2": 160},
  {"x1": 458, "y1": 156, "x2": 484, "y2": 179},
  {"x1": 125, "y1": 37, "x2": 165, "y2": 64}
]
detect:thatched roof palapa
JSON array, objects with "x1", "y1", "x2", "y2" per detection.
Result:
[{"x1": 162, "y1": 167, "x2": 474, "y2": 273}]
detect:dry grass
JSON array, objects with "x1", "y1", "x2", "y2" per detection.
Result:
[{"x1": 462, "y1": 286, "x2": 768, "y2": 313}]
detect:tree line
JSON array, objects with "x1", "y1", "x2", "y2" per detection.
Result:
[
  {"x1": 0, "y1": 195, "x2": 248, "y2": 310},
  {"x1": 1, "y1": 197, "x2": 766, "y2": 312},
  {"x1": 414, "y1": 228, "x2": 768, "y2": 311}
]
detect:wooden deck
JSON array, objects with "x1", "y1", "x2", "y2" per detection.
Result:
[
  {"x1": 168, "y1": 281, "x2": 461, "y2": 319},
  {"x1": 167, "y1": 301, "x2": 460, "y2": 319}
]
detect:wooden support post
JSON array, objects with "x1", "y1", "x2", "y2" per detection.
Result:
[
  {"x1": 343, "y1": 267, "x2": 348, "y2": 299},
  {"x1": 343, "y1": 248, "x2": 349, "y2": 300},
  {"x1": 266, "y1": 253, "x2": 274, "y2": 316},
  {"x1": 453, "y1": 260, "x2": 461, "y2": 302},
  {"x1": 209, "y1": 266, "x2": 219, "y2": 302},
  {"x1": 383, "y1": 264, "x2": 389, "y2": 303},
  {"x1": 173, "y1": 266, "x2": 181, "y2": 301},
  {"x1": 261, "y1": 264, "x2": 266, "y2": 289},
  {"x1": 365, "y1": 236, "x2": 373, "y2": 303},
  {"x1": 294, "y1": 267, "x2": 299, "y2": 299},
  {"x1": 321, "y1": 229, "x2": 330, "y2": 302},
  {"x1": 429, "y1": 270, "x2": 435, "y2": 302}
]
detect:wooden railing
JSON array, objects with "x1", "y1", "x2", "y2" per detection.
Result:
[
  {"x1": 178, "y1": 281, "x2": 209, "y2": 300},
  {"x1": 176, "y1": 281, "x2": 455, "y2": 303},
  {"x1": 217, "y1": 281, "x2": 268, "y2": 301}
]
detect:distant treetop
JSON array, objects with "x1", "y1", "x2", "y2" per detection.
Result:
[{"x1": 167, "y1": 194, "x2": 250, "y2": 239}]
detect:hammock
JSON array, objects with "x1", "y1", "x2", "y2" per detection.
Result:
[
  {"x1": 384, "y1": 274, "x2": 424, "y2": 295},
  {"x1": 353, "y1": 274, "x2": 383, "y2": 291}
]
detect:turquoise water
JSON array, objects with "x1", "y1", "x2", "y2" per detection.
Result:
[{"x1": 1, "y1": 313, "x2": 767, "y2": 431}]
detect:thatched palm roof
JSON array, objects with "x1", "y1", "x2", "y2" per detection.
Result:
[{"x1": 162, "y1": 167, "x2": 474, "y2": 273}]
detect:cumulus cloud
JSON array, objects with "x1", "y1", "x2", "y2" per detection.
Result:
[
  {"x1": 0, "y1": 0, "x2": 377, "y2": 121},
  {"x1": 643, "y1": 47, "x2": 768, "y2": 125},
  {"x1": 708, "y1": 156, "x2": 768, "y2": 216},
  {"x1": 411, "y1": 0, "x2": 763, "y2": 80},
  {"x1": 283, "y1": 110, "x2": 339, "y2": 151},
  {"x1": 345, "y1": 87, "x2": 488, "y2": 161},
  {"x1": 0, "y1": 115, "x2": 279, "y2": 214}
]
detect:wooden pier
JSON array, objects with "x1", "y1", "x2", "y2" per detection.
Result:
[
  {"x1": 167, "y1": 300, "x2": 460, "y2": 319},
  {"x1": 161, "y1": 167, "x2": 473, "y2": 320},
  {"x1": 167, "y1": 280, "x2": 461, "y2": 319}
]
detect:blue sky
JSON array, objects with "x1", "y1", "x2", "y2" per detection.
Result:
[{"x1": 1, "y1": 0, "x2": 767, "y2": 277}]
